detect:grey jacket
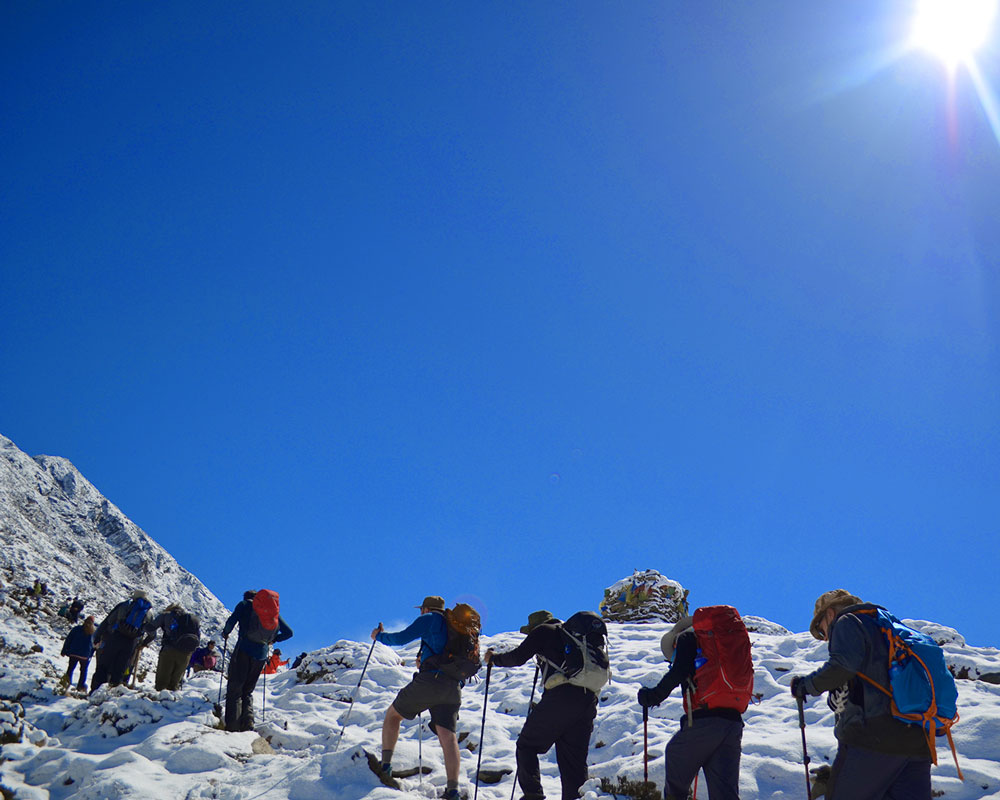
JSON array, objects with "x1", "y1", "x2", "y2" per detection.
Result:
[{"x1": 803, "y1": 603, "x2": 929, "y2": 757}]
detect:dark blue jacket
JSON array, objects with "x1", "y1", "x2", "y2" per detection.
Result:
[
  {"x1": 222, "y1": 599, "x2": 293, "y2": 661},
  {"x1": 376, "y1": 611, "x2": 447, "y2": 665},
  {"x1": 62, "y1": 624, "x2": 95, "y2": 660},
  {"x1": 803, "y1": 603, "x2": 929, "y2": 757}
]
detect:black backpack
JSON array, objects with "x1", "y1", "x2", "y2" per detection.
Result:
[
  {"x1": 114, "y1": 597, "x2": 152, "y2": 639},
  {"x1": 542, "y1": 611, "x2": 611, "y2": 693},
  {"x1": 166, "y1": 612, "x2": 201, "y2": 653},
  {"x1": 420, "y1": 604, "x2": 482, "y2": 681}
]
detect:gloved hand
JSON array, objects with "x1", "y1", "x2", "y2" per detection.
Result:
[
  {"x1": 637, "y1": 687, "x2": 659, "y2": 708},
  {"x1": 790, "y1": 676, "x2": 809, "y2": 699}
]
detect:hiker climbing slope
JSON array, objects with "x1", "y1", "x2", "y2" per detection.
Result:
[
  {"x1": 372, "y1": 595, "x2": 481, "y2": 800},
  {"x1": 141, "y1": 603, "x2": 202, "y2": 691},
  {"x1": 222, "y1": 589, "x2": 293, "y2": 732},
  {"x1": 486, "y1": 610, "x2": 609, "y2": 800},
  {"x1": 637, "y1": 606, "x2": 754, "y2": 800},
  {"x1": 789, "y1": 590, "x2": 958, "y2": 800},
  {"x1": 90, "y1": 589, "x2": 152, "y2": 692}
]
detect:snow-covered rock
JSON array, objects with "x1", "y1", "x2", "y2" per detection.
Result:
[{"x1": 599, "y1": 570, "x2": 689, "y2": 624}]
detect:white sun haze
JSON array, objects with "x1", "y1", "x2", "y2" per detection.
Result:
[{"x1": 910, "y1": 0, "x2": 999, "y2": 69}]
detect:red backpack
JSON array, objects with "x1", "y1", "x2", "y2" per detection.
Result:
[
  {"x1": 686, "y1": 605, "x2": 754, "y2": 713},
  {"x1": 244, "y1": 590, "x2": 281, "y2": 644}
]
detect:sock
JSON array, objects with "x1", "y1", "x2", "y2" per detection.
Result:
[
  {"x1": 447, "y1": 779, "x2": 459, "y2": 793},
  {"x1": 381, "y1": 748, "x2": 393, "y2": 770}
]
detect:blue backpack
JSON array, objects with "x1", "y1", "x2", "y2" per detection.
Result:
[
  {"x1": 856, "y1": 607, "x2": 962, "y2": 778},
  {"x1": 115, "y1": 597, "x2": 152, "y2": 639}
]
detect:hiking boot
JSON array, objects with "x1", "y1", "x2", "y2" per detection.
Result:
[{"x1": 441, "y1": 790, "x2": 460, "y2": 800}]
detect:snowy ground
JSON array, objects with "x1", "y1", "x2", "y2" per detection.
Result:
[{"x1": 2, "y1": 598, "x2": 999, "y2": 800}]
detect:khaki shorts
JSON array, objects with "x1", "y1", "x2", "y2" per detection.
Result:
[{"x1": 391, "y1": 671, "x2": 461, "y2": 733}]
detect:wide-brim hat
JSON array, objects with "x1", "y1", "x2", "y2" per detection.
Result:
[
  {"x1": 809, "y1": 589, "x2": 862, "y2": 640},
  {"x1": 132, "y1": 589, "x2": 148, "y2": 600},
  {"x1": 520, "y1": 610, "x2": 555, "y2": 634},
  {"x1": 416, "y1": 595, "x2": 446, "y2": 612},
  {"x1": 660, "y1": 616, "x2": 694, "y2": 662}
]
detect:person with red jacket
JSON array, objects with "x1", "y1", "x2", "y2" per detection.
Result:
[{"x1": 263, "y1": 648, "x2": 288, "y2": 674}]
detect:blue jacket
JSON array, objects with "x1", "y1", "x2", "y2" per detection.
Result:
[
  {"x1": 222, "y1": 599, "x2": 293, "y2": 661},
  {"x1": 376, "y1": 611, "x2": 447, "y2": 665},
  {"x1": 62, "y1": 624, "x2": 95, "y2": 660},
  {"x1": 804, "y1": 603, "x2": 929, "y2": 757}
]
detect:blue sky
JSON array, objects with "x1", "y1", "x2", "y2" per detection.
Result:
[{"x1": 3, "y1": 1, "x2": 998, "y2": 652}]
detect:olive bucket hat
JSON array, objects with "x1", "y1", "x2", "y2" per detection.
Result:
[
  {"x1": 809, "y1": 589, "x2": 862, "y2": 640},
  {"x1": 520, "y1": 610, "x2": 555, "y2": 634}
]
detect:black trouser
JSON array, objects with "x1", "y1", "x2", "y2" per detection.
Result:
[
  {"x1": 65, "y1": 657, "x2": 90, "y2": 689},
  {"x1": 663, "y1": 714, "x2": 743, "y2": 800},
  {"x1": 516, "y1": 684, "x2": 598, "y2": 800},
  {"x1": 225, "y1": 647, "x2": 266, "y2": 731},
  {"x1": 90, "y1": 634, "x2": 137, "y2": 692},
  {"x1": 828, "y1": 744, "x2": 931, "y2": 800}
]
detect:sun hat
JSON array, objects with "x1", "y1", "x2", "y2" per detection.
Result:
[
  {"x1": 660, "y1": 616, "x2": 695, "y2": 661},
  {"x1": 416, "y1": 596, "x2": 446, "y2": 612},
  {"x1": 520, "y1": 610, "x2": 555, "y2": 634},
  {"x1": 809, "y1": 589, "x2": 862, "y2": 640}
]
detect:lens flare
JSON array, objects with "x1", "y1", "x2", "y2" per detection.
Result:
[{"x1": 910, "y1": 0, "x2": 999, "y2": 69}]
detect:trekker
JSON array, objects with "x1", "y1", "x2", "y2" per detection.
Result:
[
  {"x1": 90, "y1": 589, "x2": 152, "y2": 692},
  {"x1": 637, "y1": 606, "x2": 754, "y2": 800},
  {"x1": 485, "y1": 610, "x2": 603, "y2": 800},
  {"x1": 141, "y1": 603, "x2": 201, "y2": 691},
  {"x1": 263, "y1": 648, "x2": 288, "y2": 675},
  {"x1": 68, "y1": 597, "x2": 84, "y2": 623},
  {"x1": 61, "y1": 615, "x2": 96, "y2": 691},
  {"x1": 789, "y1": 590, "x2": 933, "y2": 800},
  {"x1": 189, "y1": 641, "x2": 218, "y2": 675},
  {"x1": 222, "y1": 589, "x2": 293, "y2": 732},
  {"x1": 371, "y1": 595, "x2": 464, "y2": 800}
]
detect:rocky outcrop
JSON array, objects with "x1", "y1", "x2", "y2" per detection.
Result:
[{"x1": 599, "y1": 569, "x2": 689, "y2": 623}]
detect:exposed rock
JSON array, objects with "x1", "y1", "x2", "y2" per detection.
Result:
[{"x1": 600, "y1": 570, "x2": 689, "y2": 624}]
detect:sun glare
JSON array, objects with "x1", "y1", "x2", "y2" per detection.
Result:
[{"x1": 910, "y1": 0, "x2": 998, "y2": 69}]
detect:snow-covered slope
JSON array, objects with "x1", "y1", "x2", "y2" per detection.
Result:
[
  {"x1": 0, "y1": 433, "x2": 230, "y2": 699},
  {"x1": 2, "y1": 609, "x2": 998, "y2": 800},
  {"x1": 1, "y1": 433, "x2": 998, "y2": 799}
]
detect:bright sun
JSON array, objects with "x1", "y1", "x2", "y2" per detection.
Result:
[{"x1": 910, "y1": 0, "x2": 999, "y2": 69}]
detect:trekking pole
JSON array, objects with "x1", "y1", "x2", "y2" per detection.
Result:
[
  {"x1": 797, "y1": 696, "x2": 813, "y2": 800},
  {"x1": 333, "y1": 635, "x2": 379, "y2": 753},
  {"x1": 474, "y1": 662, "x2": 492, "y2": 800},
  {"x1": 510, "y1": 664, "x2": 540, "y2": 800},
  {"x1": 218, "y1": 641, "x2": 228, "y2": 705},
  {"x1": 262, "y1": 662, "x2": 267, "y2": 723},
  {"x1": 418, "y1": 712, "x2": 424, "y2": 789},
  {"x1": 643, "y1": 705, "x2": 649, "y2": 783}
]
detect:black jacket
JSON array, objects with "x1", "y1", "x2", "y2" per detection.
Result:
[
  {"x1": 491, "y1": 623, "x2": 568, "y2": 688},
  {"x1": 803, "y1": 603, "x2": 929, "y2": 757}
]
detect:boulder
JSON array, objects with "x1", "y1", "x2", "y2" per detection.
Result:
[{"x1": 600, "y1": 570, "x2": 689, "y2": 623}]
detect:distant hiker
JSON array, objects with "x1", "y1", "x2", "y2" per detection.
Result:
[
  {"x1": 140, "y1": 603, "x2": 201, "y2": 691},
  {"x1": 61, "y1": 615, "x2": 96, "y2": 691},
  {"x1": 189, "y1": 641, "x2": 218, "y2": 675},
  {"x1": 371, "y1": 595, "x2": 479, "y2": 800},
  {"x1": 31, "y1": 578, "x2": 43, "y2": 608},
  {"x1": 789, "y1": 590, "x2": 948, "y2": 800},
  {"x1": 68, "y1": 597, "x2": 84, "y2": 623},
  {"x1": 222, "y1": 589, "x2": 293, "y2": 731},
  {"x1": 263, "y1": 648, "x2": 288, "y2": 675},
  {"x1": 485, "y1": 610, "x2": 609, "y2": 800},
  {"x1": 637, "y1": 606, "x2": 754, "y2": 800},
  {"x1": 90, "y1": 590, "x2": 153, "y2": 692},
  {"x1": 291, "y1": 651, "x2": 307, "y2": 669}
]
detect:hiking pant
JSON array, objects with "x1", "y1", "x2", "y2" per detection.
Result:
[
  {"x1": 65, "y1": 657, "x2": 90, "y2": 690},
  {"x1": 663, "y1": 715, "x2": 743, "y2": 800},
  {"x1": 225, "y1": 647, "x2": 266, "y2": 731},
  {"x1": 516, "y1": 684, "x2": 598, "y2": 800},
  {"x1": 828, "y1": 744, "x2": 931, "y2": 800},
  {"x1": 90, "y1": 634, "x2": 137, "y2": 692},
  {"x1": 155, "y1": 646, "x2": 191, "y2": 691}
]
